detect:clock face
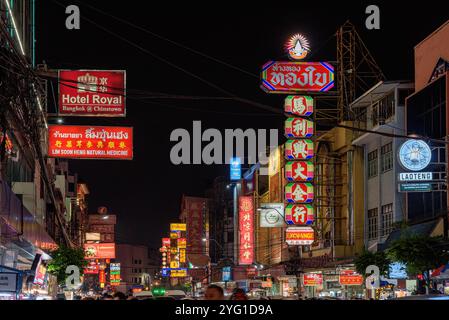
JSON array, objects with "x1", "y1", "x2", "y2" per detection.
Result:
[
  {"x1": 265, "y1": 210, "x2": 280, "y2": 224},
  {"x1": 399, "y1": 140, "x2": 431, "y2": 171}
]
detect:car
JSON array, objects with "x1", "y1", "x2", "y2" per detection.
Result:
[
  {"x1": 393, "y1": 294, "x2": 449, "y2": 300},
  {"x1": 165, "y1": 290, "x2": 186, "y2": 300},
  {"x1": 133, "y1": 291, "x2": 153, "y2": 300}
]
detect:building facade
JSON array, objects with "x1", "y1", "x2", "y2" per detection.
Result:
[
  {"x1": 116, "y1": 244, "x2": 158, "y2": 290},
  {"x1": 352, "y1": 81, "x2": 414, "y2": 251}
]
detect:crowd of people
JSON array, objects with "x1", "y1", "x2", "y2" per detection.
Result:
[{"x1": 204, "y1": 285, "x2": 249, "y2": 300}]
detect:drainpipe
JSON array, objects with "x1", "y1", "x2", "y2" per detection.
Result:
[
  {"x1": 363, "y1": 145, "x2": 368, "y2": 249},
  {"x1": 445, "y1": 135, "x2": 449, "y2": 240},
  {"x1": 347, "y1": 149, "x2": 354, "y2": 246}
]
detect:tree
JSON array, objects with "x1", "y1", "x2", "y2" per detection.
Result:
[
  {"x1": 354, "y1": 250, "x2": 391, "y2": 278},
  {"x1": 387, "y1": 235, "x2": 449, "y2": 292},
  {"x1": 47, "y1": 246, "x2": 88, "y2": 286}
]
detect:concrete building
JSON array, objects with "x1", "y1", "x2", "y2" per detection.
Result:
[
  {"x1": 352, "y1": 81, "x2": 414, "y2": 251},
  {"x1": 400, "y1": 20, "x2": 449, "y2": 236},
  {"x1": 205, "y1": 176, "x2": 235, "y2": 264},
  {"x1": 115, "y1": 244, "x2": 158, "y2": 289}
]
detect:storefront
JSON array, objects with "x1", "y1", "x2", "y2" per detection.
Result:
[
  {"x1": 278, "y1": 275, "x2": 298, "y2": 297},
  {"x1": 302, "y1": 267, "x2": 365, "y2": 299}
]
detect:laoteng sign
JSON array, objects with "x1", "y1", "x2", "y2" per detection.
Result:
[
  {"x1": 261, "y1": 61, "x2": 334, "y2": 93},
  {"x1": 399, "y1": 172, "x2": 433, "y2": 182},
  {"x1": 398, "y1": 139, "x2": 432, "y2": 171},
  {"x1": 59, "y1": 70, "x2": 126, "y2": 117},
  {"x1": 398, "y1": 139, "x2": 434, "y2": 193}
]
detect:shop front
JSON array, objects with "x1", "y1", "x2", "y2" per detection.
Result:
[
  {"x1": 301, "y1": 267, "x2": 365, "y2": 299},
  {"x1": 278, "y1": 275, "x2": 298, "y2": 298}
]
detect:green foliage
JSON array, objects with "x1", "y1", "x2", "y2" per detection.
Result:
[
  {"x1": 387, "y1": 235, "x2": 449, "y2": 280},
  {"x1": 46, "y1": 246, "x2": 88, "y2": 285},
  {"x1": 354, "y1": 250, "x2": 391, "y2": 277}
]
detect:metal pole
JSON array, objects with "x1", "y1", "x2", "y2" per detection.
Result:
[{"x1": 445, "y1": 135, "x2": 448, "y2": 240}]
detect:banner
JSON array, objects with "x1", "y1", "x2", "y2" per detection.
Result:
[
  {"x1": 170, "y1": 223, "x2": 187, "y2": 231},
  {"x1": 339, "y1": 270, "x2": 364, "y2": 286},
  {"x1": 259, "y1": 203, "x2": 285, "y2": 227},
  {"x1": 84, "y1": 243, "x2": 116, "y2": 259},
  {"x1": 110, "y1": 263, "x2": 120, "y2": 286},
  {"x1": 239, "y1": 196, "x2": 254, "y2": 265},
  {"x1": 284, "y1": 96, "x2": 314, "y2": 116},
  {"x1": 284, "y1": 118, "x2": 314, "y2": 138},
  {"x1": 88, "y1": 214, "x2": 117, "y2": 225},
  {"x1": 183, "y1": 197, "x2": 206, "y2": 254},
  {"x1": 261, "y1": 61, "x2": 334, "y2": 93},
  {"x1": 48, "y1": 125, "x2": 133, "y2": 160},
  {"x1": 59, "y1": 70, "x2": 126, "y2": 116},
  {"x1": 285, "y1": 227, "x2": 314, "y2": 245},
  {"x1": 303, "y1": 273, "x2": 323, "y2": 286},
  {"x1": 285, "y1": 139, "x2": 314, "y2": 160},
  {"x1": 285, "y1": 161, "x2": 314, "y2": 182},
  {"x1": 285, "y1": 204, "x2": 314, "y2": 225},
  {"x1": 85, "y1": 232, "x2": 101, "y2": 241},
  {"x1": 285, "y1": 183, "x2": 314, "y2": 203}
]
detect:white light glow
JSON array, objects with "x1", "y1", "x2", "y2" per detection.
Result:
[{"x1": 4, "y1": 0, "x2": 25, "y2": 55}]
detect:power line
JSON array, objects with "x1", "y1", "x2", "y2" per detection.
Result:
[
  {"x1": 50, "y1": 0, "x2": 281, "y2": 115},
  {"x1": 71, "y1": 0, "x2": 259, "y2": 80}
]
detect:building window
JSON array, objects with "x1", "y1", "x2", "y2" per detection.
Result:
[
  {"x1": 368, "y1": 208, "x2": 378, "y2": 240},
  {"x1": 368, "y1": 150, "x2": 378, "y2": 178},
  {"x1": 382, "y1": 204, "x2": 394, "y2": 236},
  {"x1": 381, "y1": 142, "x2": 393, "y2": 172},
  {"x1": 397, "y1": 88, "x2": 414, "y2": 106},
  {"x1": 373, "y1": 92, "x2": 395, "y2": 126}
]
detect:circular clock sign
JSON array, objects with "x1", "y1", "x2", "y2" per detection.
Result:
[
  {"x1": 398, "y1": 139, "x2": 431, "y2": 171},
  {"x1": 265, "y1": 211, "x2": 280, "y2": 225}
]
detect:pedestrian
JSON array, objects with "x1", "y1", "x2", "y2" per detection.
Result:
[
  {"x1": 113, "y1": 292, "x2": 127, "y2": 300},
  {"x1": 101, "y1": 294, "x2": 114, "y2": 300},
  {"x1": 230, "y1": 288, "x2": 248, "y2": 300},
  {"x1": 204, "y1": 284, "x2": 225, "y2": 300}
]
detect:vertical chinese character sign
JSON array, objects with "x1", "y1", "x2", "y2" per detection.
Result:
[
  {"x1": 283, "y1": 95, "x2": 316, "y2": 236},
  {"x1": 185, "y1": 197, "x2": 206, "y2": 255},
  {"x1": 239, "y1": 196, "x2": 254, "y2": 265}
]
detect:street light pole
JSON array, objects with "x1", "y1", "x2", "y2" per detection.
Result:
[{"x1": 202, "y1": 238, "x2": 226, "y2": 285}]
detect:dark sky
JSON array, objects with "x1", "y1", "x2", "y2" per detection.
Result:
[{"x1": 36, "y1": 1, "x2": 448, "y2": 248}]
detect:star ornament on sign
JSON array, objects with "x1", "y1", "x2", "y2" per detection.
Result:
[{"x1": 285, "y1": 34, "x2": 310, "y2": 60}]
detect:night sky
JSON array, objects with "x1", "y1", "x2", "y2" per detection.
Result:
[{"x1": 36, "y1": 1, "x2": 448, "y2": 248}]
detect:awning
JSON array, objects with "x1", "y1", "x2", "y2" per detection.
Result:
[
  {"x1": 431, "y1": 263, "x2": 449, "y2": 278},
  {"x1": 187, "y1": 254, "x2": 210, "y2": 268},
  {"x1": 380, "y1": 219, "x2": 440, "y2": 250}
]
